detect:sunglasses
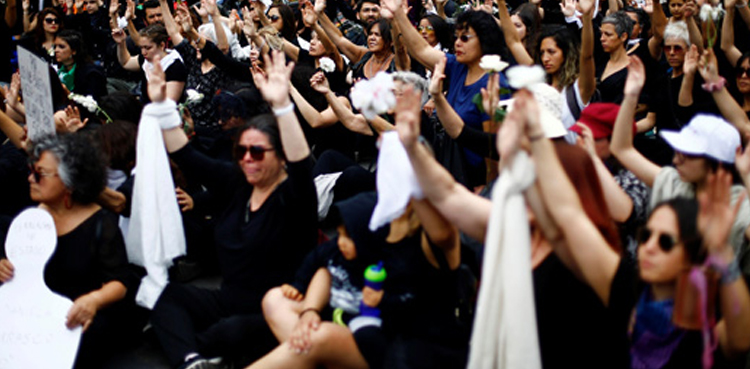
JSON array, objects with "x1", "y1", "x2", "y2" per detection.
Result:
[
  {"x1": 44, "y1": 17, "x2": 61, "y2": 24},
  {"x1": 28, "y1": 164, "x2": 58, "y2": 183},
  {"x1": 636, "y1": 228, "x2": 679, "y2": 253},
  {"x1": 664, "y1": 44, "x2": 684, "y2": 53},
  {"x1": 235, "y1": 144, "x2": 275, "y2": 161},
  {"x1": 455, "y1": 33, "x2": 475, "y2": 43},
  {"x1": 269, "y1": 14, "x2": 280, "y2": 22},
  {"x1": 418, "y1": 25, "x2": 434, "y2": 33},
  {"x1": 736, "y1": 66, "x2": 750, "y2": 78}
]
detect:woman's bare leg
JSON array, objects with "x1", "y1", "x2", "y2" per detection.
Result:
[{"x1": 262, "y1": 287, "x2": 303, "y2": 342}]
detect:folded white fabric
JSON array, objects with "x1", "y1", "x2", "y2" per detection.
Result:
[
  {"x1": 468, "y1": 152, "x2": 541, "y2": 369},
  {"x1": 142, "y1": 49, "x2": 183, "y2": 82},
  {"x1": 126, "y1": 102, "x2": 186, "y2": 309},
  {"x1": 315, "y1": 172, "x2": 344, "y2": 221},
  {"x1": 369, "y1": 131, "x2": 423, "y2": 231}
]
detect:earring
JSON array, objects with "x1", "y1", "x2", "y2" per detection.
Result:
[{"x1": 64, "y1": 192, "x2": 73, "y2": 209}]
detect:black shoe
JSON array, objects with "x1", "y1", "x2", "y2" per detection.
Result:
[{"x1": 178, "y1": 356, "x2": 222, "y2": 369}]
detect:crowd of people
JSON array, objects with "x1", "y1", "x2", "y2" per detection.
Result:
[{"x1": 1, "y1": 0, "x2": 750, "y2": 366}]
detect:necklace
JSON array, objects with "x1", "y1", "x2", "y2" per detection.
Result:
[{"x1": 366, "y1": 52, "x2": 394, "y2": 79}]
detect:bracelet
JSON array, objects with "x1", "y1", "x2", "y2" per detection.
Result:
[
  {"x1": 737, "y1": 2, "x2": 748, "y2": 8},
  {"x1": 298, "y1": 308, "x2": 319, "y2": 318},
  {"x1": 709, "y1": 256, "x2": 742, "y2": 284},
  {"x1": 701, "y1": 76, "x2": 726, "y2": 93},
  {"x1": 273, "y1": 102, "x2": 295, "y2": 117},
  {"x1": 529, "y1": 132, "x2": 546, "y2": 142}
]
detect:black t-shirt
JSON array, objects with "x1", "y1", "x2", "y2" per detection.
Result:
[
  {"x1": 171, "y1": 144, "x2": 318, "y2": 310},
  {"x1": 137, "y1": 53, "x2": 188, "y2": 103},
  {"x1": 533, "y1": 253, "x2": 630, "y2": 368}
]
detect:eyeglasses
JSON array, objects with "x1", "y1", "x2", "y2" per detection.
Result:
[
  {"x1": 455, "y1": 33, "x2": 475, "y2": 43},
  {"x1": 664, "y1": 44, "x2": 684, "y2": 53},
  {"x1": 637, "y1": 228, "x2": 679, "y2": 253},
  {"x1": 44, "y1": 17, "x2": 61, "y2": 24},
  {"x1": 736, "y1": 66, "x2": 750, "y2": 78},
  {"x1": 269, "y1": 14, "x2": 280, "y2": 22},
  {"x1": 28, "y1": 164, "x2": 58, "y2": 183},
  {"x1": 234, "y1": 144, "x2": 275, "y2": 161},
  {"x1": 418, "y1": 25, "x2": 434, "y2": 33}
]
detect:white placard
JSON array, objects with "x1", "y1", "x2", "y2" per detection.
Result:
[
  {"x1": 18, "y1": 47, "x2": 56, "y2": 142},
  {"x1": 0, "y1": 208, "x2": 81, "y2": 369}
]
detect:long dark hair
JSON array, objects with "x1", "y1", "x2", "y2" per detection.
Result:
[
  {"x1": 455, "y1": 10, "x2": 509, "y2": 61},
  {"x1": 271, "y1": 4, "x2": 297, "y2": 44},
  {"x1": 513, "y1": 3, "x2": 541, "y2": 60},
  {"x1": 33, "y1": 7, "x2": 64, "y2": 42},
  {"x1": 538, "y1": 25, "x2": 580, "y2": 89},
  {"x1": 423, "y1": 15, "x2": 453, "y2": 53},
  {"x1": 651, "y1": 198, "x2": 703, "y2": 263},
  {"x1": 234, "y1": 114, "x2": 286, "y2": 163},
  {"x1": 55, "y1": 29, "x2": 91, "y2": 64}
]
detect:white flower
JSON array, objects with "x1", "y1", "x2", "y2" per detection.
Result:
[
  {"x1": 185, "y1": 89, "x2": 205, "y2": 105},
  {"x1": 479, "y1": 55, "x2": 509, "y2": 73},
  {"x1": 712, "y1": 3, "x2": 725, "y2": 20},
  {"x1": 700, "y1": 4, "x2": 713, "y2": 21},
  {"x1": 350, "y1": 72, "x2": 396, "y2": 120},
  {"x1": 319, "y1": 57, "x2": 336, "y2": 73},
  {"x1": 505, "y1": 65, "x2": 546, "y2": 89},
  {"x1": 68, "y1": 93, "x2": 98, "y2": 113}
]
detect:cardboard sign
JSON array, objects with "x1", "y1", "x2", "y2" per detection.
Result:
[
  {"x1": 18, "y1": 47, "x2": 56, "y2": 142},
  {"x1": 0, "y1": 208, "x2": 81, "y2": 369}
]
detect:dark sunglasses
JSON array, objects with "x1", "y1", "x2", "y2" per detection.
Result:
[
  {"x1": 636, "y1": 228, "x2": 678, "y2": 253},
  {"x1": 664, "y1": 45, "x2": 684, "y2": 53},
  {"x1": 269, "y1": 14, "x2": 280, "y2": 22},
  {"x1": 44, "y1": 17, "x2": 61, "y2": 24},
  {"x1": 28, "y1": 164, "x2": 58, "y2": 183},
  {"x1": 455, "y1": 33, "x2": 475, "y2": 43},
  {"x1": 235, "y1": 144, "x2": 274, "y2": 161},
  {"x1": 736, "y1": 66, "x2": 750, "y2": 78}
]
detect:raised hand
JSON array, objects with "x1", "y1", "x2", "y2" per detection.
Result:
[
  {"x1": 395, "y1": 85, "x2": 423, "y2": 150},
  {"x1": 480, "y1": 73, "x2": 500, "y2": 119},
  {"x1": 62, "y1": 105, "x2": 88, "y2": 133},
  {"x1": 124, "y1": 0, "x2": 135, "y2": 20},
  {"x1": 202, "y1": 0, "x2": 219, "y2": 16},
  {"x1": 575, "y1": 123, "x2": 597, "y2": 157},
  {"x1": 314, "y1": 0, "x2": 326, "y2": 13},
  {"x1": 643, "y1": 0, "x2": 654, "y2": 13},
  {"x1": 579, "y1": 0, "x2": 594, "y2": 15},
  {"x1": 428, "y1": 56, "x2": 446, "y2": 96},
  {"x1": 310, "y1": 71, "x2": 331, "y2": 94},
  {"x1": 252, "y1": 51, "x2": 294, "y2": 108},
  {"x1": 22, "y1": 0, "x2": 30, "y2": 12},
  {"x1": 624, "y1": 55, "x2": 646, "y2": 97},
  {"x1": 301, "y1": 1, "x2": 318, "y2": 27},
  {"x1": 560, "y1": 0, "x2": 576, "y2": 18},
  {"x1": 193, "y1": 2, "x2": 208, "y2": 19},
  {"x1": 147, "y1": 56, "x2": 167, "y2": 103},
  {"x1": 109, "y1": 0, "x2": 119, "y2": 17},
  {"x1": 697, "y1": 168, "x2": 745, "y2": 255},
  {"x1": 175, "y1": 3, "x2": 194, "y2": 33},
  {"x1": 698, "y1": 48, "x2": 721, "y2": 84},
  {"x1": 683, "y1": 44, "x2": 699, "y2": 76},
  {"x1": 683, "y1": 0, "x2": 696, "y2": 17},
  {"x1": 380, "y1": 0, "x2": 402, "y2": 15},
  {"x1": 111, "y1": 27, "x2": 127, "y2": 43}
]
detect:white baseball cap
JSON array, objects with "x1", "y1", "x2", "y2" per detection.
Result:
[
  {"x1": 660, "y1": 114, "x2": 740, "y2": 163},
  {"x1": 499, "y1": 83, "x2": 567, "y2": 139}
]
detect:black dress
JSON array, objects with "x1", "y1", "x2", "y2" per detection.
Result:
[{"x1": 43, "y1": 208, "x2": 144, "y2": 369}]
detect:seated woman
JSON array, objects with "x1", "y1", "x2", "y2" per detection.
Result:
[
  {"x1": 512, "y1": 81, "x2": 750, "y2": 367},
  {"x1": 147, "y1": 51, "x2": 318, "y2": 369},
  {"x1": 112, "y1": 24, "x2": 187, "y2": 103},
  {"x1": 0, "y1": 134, "x2": 144, "y2": 369},
  {"x1": 54, "y1": 29, "x2": 108, "y2": 100}
]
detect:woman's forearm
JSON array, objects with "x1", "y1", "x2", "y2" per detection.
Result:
[
  {"x1": 433, "y1": 94, "x2": 465, "y2": 138},
  {"x1": 324, "y1": 91, "x2": 372, "y2": 136},
  {"x1": 677, "y1": 73, "x2": 695, "y2": 107}
]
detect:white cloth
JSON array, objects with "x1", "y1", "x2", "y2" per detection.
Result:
[
  {"x1": 315, "y1": 172, "x2": 343, "y2": 221},
  {"x1": 369, "y1": 131, "x2": 424, "y2": 231},
  {"x1": 126, "y1": 100, "x2": 187, "y2": 309},
  {"x1": 467, "y1": 152, "x2": 541, "y2": 369},
  {"x1": 142, "y1": 49, "x2": 183, "y2": 82}
]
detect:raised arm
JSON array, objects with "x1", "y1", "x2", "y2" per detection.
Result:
[
  {"x1": 160, "y1": 0, "x2": 184, "y2": 45},
  {"x1": 684, "y1": 2, "x2": 704, "y2": 54},
  {"x1": 301, "y1": 1, "x2": 344, "y2": 70},
  {"x1": 124, "y1": 0, "x2": 142, "y2": 46},
  {"x1": 412, "y1": 199, "x2": 461, "y2": 269},
  {"x1": 722, "y1": 0, "x2": 743, "y2": 67},
  {"x1": 112, "y1": 28, "x2": 140, "y2": 70},
  {"x1": 396, "y1": 85, "x2": 492, "y2": 242},
  {"x1": 0, "y1": 109, "x2": 25, "y2": 149},
  {"x1": 678, "y1": 44, "x2": 698, "y2": 107},
  {"x1": 289, "y1": 81, "x2": 339, "y2": 128},
  {"x1": 390, "y1": 18, "x2": 411, "y2": 71},
  {"x1": 253, "y1": 51, "x2": 311, "y2": 162},
  {"x1": 5, "y1": 0, "x2": 17, "y2": 28},
  {"x1": 644, "y1": 0, "x2": 667, "y2": 59},
  {"x1": 496, "y1": 0, "x2": 534, "y2": 66},
  {"x1": 697, "y1": 48, "x2": 750, "y2": 143},
  {"x1": 610, "y1": 56, "x2": 662, "y2": 187},
  {"x1": 311, "y1": 72, "x2": 373, "y2": 136},
  {"x1": 578, "y1": 0, "x2": 596, "y2": 104},
  {"x1": 315, "y1": 0, "x2": 367, "y2": 63},
  {"x1": 519, "y1": 90, "x2": 620, "y2": 305},
  {"x1": 382, "y1": 0, "x2": 443, "y2": 72},
  {"x1": 431, "y1": 55, "x2": 466, "y2": 138},
  {"x1": 203, "y1": 0, "x2": 230, "y2": 54}
]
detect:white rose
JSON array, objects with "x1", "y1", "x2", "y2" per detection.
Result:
[
  {"x1": 479, "y1": 55, "x2": 509, "y2": 73},
  {"x1": 350, "y1": 72, "x2": 396, "y2": 120},
  {"x1": 699, "y1": 4, "x2": 713, "y2": 21},
  {"x1": 505, "y1": 65, "x2": 546, "y2": 90},
  {"x1": 319, "y1": 57, "x2": 336, "y2": 73},
  {"x1": 711, "y1": 3, "x2": 725, "y2": 20},
  {"x1": 185, "y1": 89, "x2": 205, "y2": 105}
]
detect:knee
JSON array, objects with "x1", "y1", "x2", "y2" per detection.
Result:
[{"x1": 261, "y1": 287, "x2": 287, "y2": 321}]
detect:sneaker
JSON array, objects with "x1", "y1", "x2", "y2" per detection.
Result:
[{"x1": 179, "y1": 356, "x2": 222, "y2": 369}]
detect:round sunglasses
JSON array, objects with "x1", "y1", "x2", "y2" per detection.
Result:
[{"x1": 636, "y1": 228, "x2": 679, "y2": 253}]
